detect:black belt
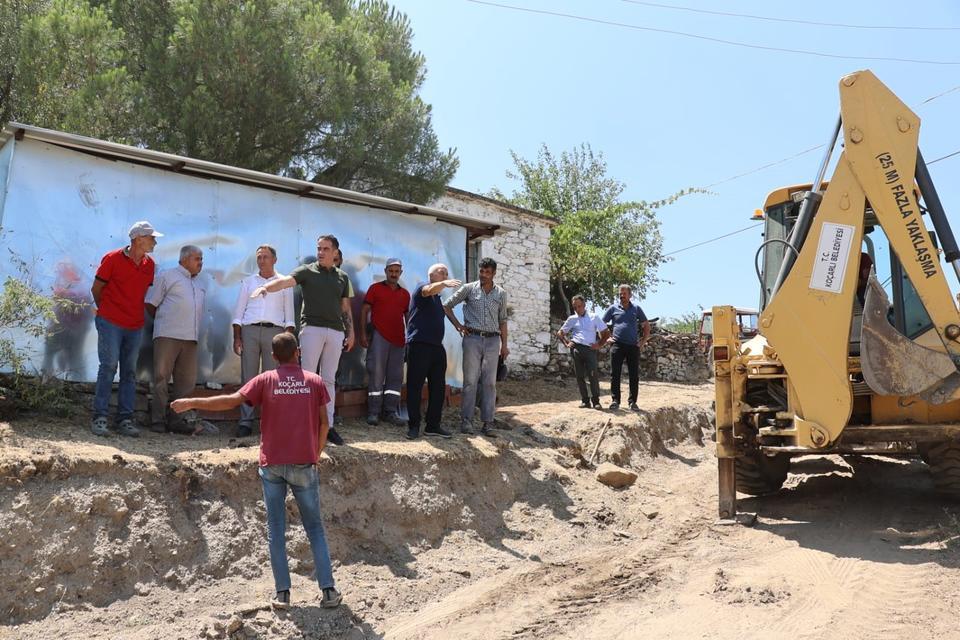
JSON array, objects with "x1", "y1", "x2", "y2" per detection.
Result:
[
  {"x1": 250, "y1": 322, "x2": 279, "y2": 328},
  {"x1": 467, "y1": 328, "x2": 500, "y2": 337}
]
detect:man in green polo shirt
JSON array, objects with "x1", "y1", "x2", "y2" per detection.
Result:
[{"x1": 251, "y1": 234, "x2": 354, "y2": 445}]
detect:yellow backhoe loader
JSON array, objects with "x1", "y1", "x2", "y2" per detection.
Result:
[{"x1": 715, "y1": 70, "x2": 960, "y2": 519}]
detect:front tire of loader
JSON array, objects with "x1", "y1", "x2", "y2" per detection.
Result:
[
  {"x1": 735, "y1": 452, "x2": 790, "y2": 496},
  {"x1": 924, "y1": 441, "x2": 960, "y2": 498}
]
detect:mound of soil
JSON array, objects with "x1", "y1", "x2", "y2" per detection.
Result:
[{"x1": 1, "y1": 378, "x2": 714, "y2": 638}]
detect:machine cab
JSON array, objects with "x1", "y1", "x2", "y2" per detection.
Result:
[{"x1": 757, "y1": 183, "x2": 934, "y2": 341}]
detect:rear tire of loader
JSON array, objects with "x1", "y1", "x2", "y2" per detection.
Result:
[
  {"x1": 925, "y1": 441, "x2": 960, "y2": 498},
  {"x1": 735, "y1": 452, "x2": 790, "y2": 496}
]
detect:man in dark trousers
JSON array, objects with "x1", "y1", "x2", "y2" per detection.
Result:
[
  {"x1": 602, "y1": 284, "x2": 650, "y2": 411},
  {"x1": 557, "y1": 294, "x2": 610, "y2": 409},
  {"x1": 405, "y1": 263, "x2": 461, "y2": 440},
  {"x1": 170, "y1": 332, "x2": 341, "y2": 610}
]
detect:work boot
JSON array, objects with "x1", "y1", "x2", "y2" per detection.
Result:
[
  {"x1": 321, "y1": 587, "x2": 342, "y2": 609},
  {"x1": 90, "y1": 416, "x2": 110, "y2": 437},
  {"x1": 193, "y1": 420, "x2": 219, "y2": 435},
  {"x1": 386, "y1": 413, "x2": 408, "y2": 427},
  {"x1": 271, "y1": 590, "x2": 290, "y2": 610},
  {"x1": 424, "y1": 425, "x2": 452, "y2": 439},
  {"x1": 460, "y1": 419, "x2": 474, "y2": 435},
  {"x1": 480, "y1": 422, "x2": 497, "y2": 438},
  {"x1": 406, "y1": 425, "x2": 420, "y2": 440},
  {"x1": 629, "y1": 402, "x2": 640, "y2": 412},
  {"x1": 366, "y1": 415, "x2": 379, "y2": 426},
  {"x1": 115, "y1": 418, "x2": 141, "y2": 438},
  {"x1": 327, "y1": 427, "x2": 345, "y2": 446}
]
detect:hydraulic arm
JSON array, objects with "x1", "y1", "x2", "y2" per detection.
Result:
[{"x1": 761, "y1": 70, "x2": 960, "y2": 448}]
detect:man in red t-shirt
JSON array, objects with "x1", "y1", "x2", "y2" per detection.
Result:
[
  {"x1": 89, "y1": 220, "x2": 162, "y2": 438},
  {"x1": 358, "y1": 258, "x2": 411, "y2": 427},
  {"x1": 170, "y1": 332, "x2": 342, "y2": 610}
]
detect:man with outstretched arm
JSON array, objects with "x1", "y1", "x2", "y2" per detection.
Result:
[
  {"x1": 250, "y1": 234, "x2": 353, "y2": 445},
  {"x1": 170, "y1": 332, "x2": 342, "y2": 610},
  {"x1": 405, "y1": 263, "x2": 461, "y2": 440}
]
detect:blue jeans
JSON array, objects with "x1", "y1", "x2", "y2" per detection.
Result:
[
  {"x1": 259, "y1": 464, "x2": 335, "y2": 593},
  {"x1": 461, "y1": 334, "x2": 501, "y2": 423},
  {"x1": 93, "y1": 316, "x2": 143, "y2": 420}
]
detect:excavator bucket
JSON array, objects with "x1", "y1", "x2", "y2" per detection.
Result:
[{"x1": 860, "y1": 275, "x2": 957, "y2": 399}]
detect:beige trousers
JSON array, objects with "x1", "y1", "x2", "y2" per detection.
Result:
[{"x1": 152, "y1": 337, "x2": 198, "y2": 430}]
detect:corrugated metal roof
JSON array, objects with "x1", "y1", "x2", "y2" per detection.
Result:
[{"x1": 1, "y1": 122, "x2": 511, "y2": 234}]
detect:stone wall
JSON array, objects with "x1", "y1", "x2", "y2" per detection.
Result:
[
  {"x1": 547, "y1": 321, "x2": 711, "y2": 384},
  {"x1": 431, "y1": 189, "x2": 555, "y2": 371},
  {"x1": 429, "y1": 189, "x2": 710, "y2": 384}
]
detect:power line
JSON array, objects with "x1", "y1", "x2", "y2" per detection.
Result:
[
  {"x1": 465, "y1": 0, "x2": 960, "y2": 65},
  {"x1": 704, "y1": 144, "x2": 824, "y2": 189},
  {"x1": 664, "y1": 223, "x2": 762, "y2": 256},
  {"x1": 619, "y1": 0, "x2": 960, "y2": 31},
  {"x1": 463, "y1": 0, "x2": 960, "y2": 255},
  {"x1": 663, "y1": 145, "x2": 960, "y2": 259},
  {"x1": 694, "y1": 83, "x2": 960, "y2": 192},
  {"x1": 922, "y1": 84, "x2": 960, "y2": 104},
  {"x1": 929, "y1": 148, "x2": 960, "y2": 164}
]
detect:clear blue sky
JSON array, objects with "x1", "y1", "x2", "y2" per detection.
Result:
[{"x1": 389, "y1": 0, "x2": 960, "y2": 321}]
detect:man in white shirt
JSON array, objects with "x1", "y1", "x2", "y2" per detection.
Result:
[
  {"x1": 231, "y1": 245, "x2": 296, "y2": 437},
  {"x1": 557, "y1": 294, "x2": 610, "y2": 409},
  {"x1": 146, "y1": 245, "x2": 206, "y2": 433}
]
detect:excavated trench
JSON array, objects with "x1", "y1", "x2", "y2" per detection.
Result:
[{"x1": 0, "y1": 396, "x2": 714, "y2": 628}]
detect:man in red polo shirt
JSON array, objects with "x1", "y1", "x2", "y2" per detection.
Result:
[
  {"x1": 359, "y1": 257, "x2": 411, "y2": 426},
  {"x1": 90, "y1": 220, "x2": 162, "y2": 437},
  {"x1": 170, "y1": 332, "x2": 342, "y2": 610}
]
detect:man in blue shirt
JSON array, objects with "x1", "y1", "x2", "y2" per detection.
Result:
[
  {"x1": 405, "y1": 263, "x2": 461, "y2": 440},
  {"x1": 602, "y1": 284, "x2": 651, "y2": 411},
  {"x1": 558, "y1": 294, "x2": 610, "y2": 409}
]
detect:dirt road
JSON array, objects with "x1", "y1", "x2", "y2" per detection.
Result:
[
  {"x1": 3, "y1": 378, "x2": 960, "y2": 639},
  {"x1": 387, "y1": 452, "x2": 960, "y2": 640}
]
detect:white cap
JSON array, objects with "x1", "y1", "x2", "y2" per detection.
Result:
[{"x1": 128, "y1": 220, "x2": 163, "y2": 239}]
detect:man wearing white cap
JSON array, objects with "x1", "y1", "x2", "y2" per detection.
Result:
[
  {"x1": 89, "y1": 220, "x2": 162, "y2": 437},
  {"x1": 359, "y1": 258, "x2": 410, "y2": 426}
]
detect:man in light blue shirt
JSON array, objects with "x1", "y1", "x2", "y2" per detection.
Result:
[
  {"x1": 558, "y1": 294, "x2": 610, "y2": 409},
  {"x1": 146, "y1": 245, "x2": 206, "y2": 433}
]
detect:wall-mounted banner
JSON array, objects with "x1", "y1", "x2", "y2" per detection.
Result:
[
  {"x1": 0, "y1": 138, "x2": 467, "y2": 385},
  {"x1": 809, "y1": 222, "x2": 856, "y2": 294}
]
